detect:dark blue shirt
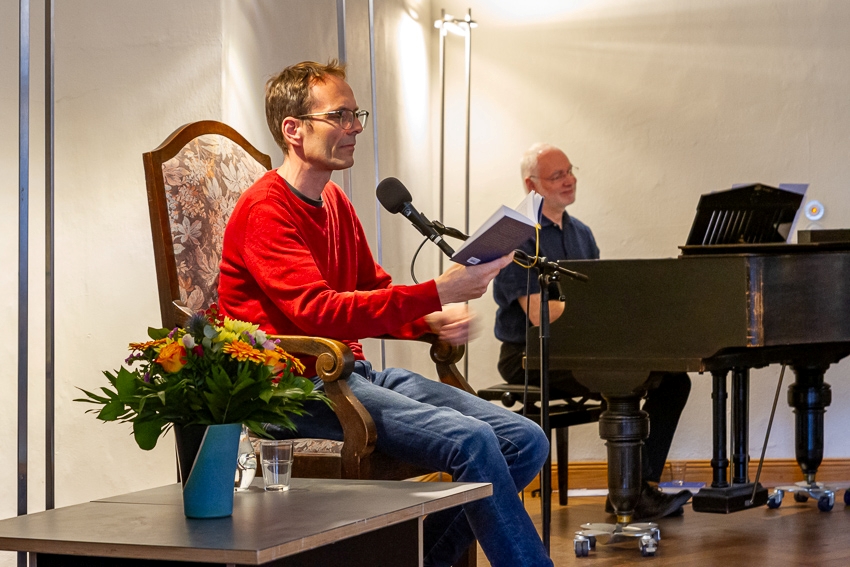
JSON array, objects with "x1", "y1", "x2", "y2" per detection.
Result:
[{"x1": 493, "y1": 210, "x2": 599, "y2": 344}]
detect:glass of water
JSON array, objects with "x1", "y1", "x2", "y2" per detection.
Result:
[{"x1": 260, "y1": 440, "x2": 293, "y2": 492}]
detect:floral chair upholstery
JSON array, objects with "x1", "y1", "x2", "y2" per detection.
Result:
[{"x1": 160, "y1": 134, "x2": 268, "y2": 313}]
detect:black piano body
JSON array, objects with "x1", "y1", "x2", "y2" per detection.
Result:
[{"x1": 527, "y1": 243, "x2": 850, "y2": 514}]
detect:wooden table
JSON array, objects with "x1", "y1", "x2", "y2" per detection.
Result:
[{"x1": 0, "y1": 478, "x2": 491, "y2": 566}]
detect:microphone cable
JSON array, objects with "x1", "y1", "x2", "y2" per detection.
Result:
[{"x1": 410, "y1": 237, "x2": 430, "y2": 284}]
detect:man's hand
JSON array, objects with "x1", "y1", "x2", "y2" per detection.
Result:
[
  {"x1": 434, "y1": 252, "x2": 514, "y2": 305},
  {"x1": 424, "y1": 304, "x2": 476, "y2": 346}
]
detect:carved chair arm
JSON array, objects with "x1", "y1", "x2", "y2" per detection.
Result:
[{"x1": 269, "y1": 334, "x2": 374, "y2": 479}]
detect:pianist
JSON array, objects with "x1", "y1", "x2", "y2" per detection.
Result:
[{"x1": 492, "y1": 142, "x2": 693, "y2": 521}]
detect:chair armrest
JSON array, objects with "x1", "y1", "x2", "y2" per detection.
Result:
[
  {"x1": 271, "y1": 334, "x2": 375, "y2": 479},
  {"x1": 418, "y1": 334, "x2": 476, "y2": 395}
]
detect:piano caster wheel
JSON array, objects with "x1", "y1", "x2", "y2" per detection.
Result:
[
  {"x1": 818, "y1": 494, "x2": 835, "y2": 512},
  {"x1": 844, "y1": 490, "x2": 850, "y2": 506},
  {"x1": 574, "y1": 536, "x2": 591, "y2": 558},
  {"x1": 588, "y1": 535, "x2": 597, "y2": 550},
  {"x1": 767, "y1": 489, "x2": 784, "y2": 509},
  {"x1": 793, "y1": 492, "x2": 808, "y2": 503},
  {"x1": 639, "y1": 535, "x2": 658, "y2": 557}
]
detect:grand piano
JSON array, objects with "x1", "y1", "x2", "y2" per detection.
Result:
[{"x1": 527, "y1": 184, "x2": 850, "y2": 519}]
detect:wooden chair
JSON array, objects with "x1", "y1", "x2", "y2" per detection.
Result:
[
  {"x1": 478, "y1": 383, "x2": 603, "y2": 505},
  {"x1": 143, "y1": 120, "x2": 476, "y2": 566}
]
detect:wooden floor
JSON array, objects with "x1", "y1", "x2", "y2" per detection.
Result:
[{"x1": 477, "y1": 492, "x2": 850, "y2": 566}]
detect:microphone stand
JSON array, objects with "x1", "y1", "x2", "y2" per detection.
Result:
[{"x1": 529, "y1": 256, "x2": 588, "y2": 553}]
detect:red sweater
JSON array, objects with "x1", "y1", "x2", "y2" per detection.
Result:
[{"x1": 218, "y1": 170, "x2": 441, "y2": 372}]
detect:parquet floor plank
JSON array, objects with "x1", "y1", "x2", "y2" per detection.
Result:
[{"x1": 477, "y1": 494, "x2": 850, "y2": 566}]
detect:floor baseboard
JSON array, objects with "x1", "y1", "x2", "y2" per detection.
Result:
[{"x1": 524, "y1": 458, "x2": 850, "y2": 493}]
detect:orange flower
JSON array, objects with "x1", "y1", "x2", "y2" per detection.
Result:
[
  {"x1": 275, "y1": 347, "x2": 306, "y2": 375},
  {"x1": 155, "y1": 341, "x2": 187, "y2": 373},
  {"x1": 128, "y1": 338, "x2": 166, "y2": 352},
  {"x1": 263, "y1": 349, "x2": 282, "y2": 368},
  {"x1": 222, "y1": 341, "x2": 265, "y2": 363}
]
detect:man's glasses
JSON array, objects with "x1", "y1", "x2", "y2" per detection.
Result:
[
  {"x1": 295, "y1": 109, "x2": 369, "y2": 130},
  {"x1": 530, "y1": 167, "x2": 577, "y2": 183}
]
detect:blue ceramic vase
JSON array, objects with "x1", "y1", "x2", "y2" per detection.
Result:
[{"x1": 174, "y1": 423, "x2": 241, "y2": 519}]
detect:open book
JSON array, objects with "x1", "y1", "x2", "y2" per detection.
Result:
[{"x1": 451, "y1": 191, "x2": 543, "y2": 266}]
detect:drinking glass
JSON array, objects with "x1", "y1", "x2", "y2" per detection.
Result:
[{"x1": 260, "y1": 440, "x2": 293, "y2": 492}]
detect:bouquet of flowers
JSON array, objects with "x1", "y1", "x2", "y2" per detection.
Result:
[{"x1": 77, "y1": 305, "x2": 328, "y2": 450}]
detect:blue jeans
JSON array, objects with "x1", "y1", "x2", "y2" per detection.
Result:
[{"x1": 271, "y1": 361, "x2": 553, "y2": 567}]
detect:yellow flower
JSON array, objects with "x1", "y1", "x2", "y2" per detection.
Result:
[
  {"x1": 215, "y1": 318, "x2": 260, "y2": 344},
  {"x1": 155, "y1": 341, "x2": 187, "y2": 373},
  {"x1": 222, "y1": 341, "x2": 265, "y2": 363}
]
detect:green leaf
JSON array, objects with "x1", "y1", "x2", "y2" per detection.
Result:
[
  {"x1": 114, "y1": 367, "x2": 140, "y2": 398},
  {"x1": 74, "y1": 387, "x2": 112, "y2": 404},
  {"x1": 148, "y1": 327, "x2": 171, "y2": 340},
  {"x1": 97, "y1": 400, "x2": 126, "y2": 421},
  {"x1": 133, "y1": 419, "x2": 165, "y2": 450}
]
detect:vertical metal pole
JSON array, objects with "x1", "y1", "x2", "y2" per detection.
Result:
[
  {"x1": 462, "y1": 11, "x2": 472, "y2": 381},
  {"x1": 538, "y1": 271, "x2": 551, "y2": 552},
  {"x1": 437, "y1": 11, "x2": 446, "y2": 274},
  {"x1": 45, "y1": 0, "x2": 56, "y2": 511},
  {"x1": 18, "y1": 0, "x2": 31, "y2": 564},
  {"x1": 463, "y1": 12, "x2": 471, "y2": 239},
  {"x1": 367, "y1": 0, "x2": 385, "y2": 369},
  {"x1": 336, "y1": 0, "x2": 353, "y2": 202}
]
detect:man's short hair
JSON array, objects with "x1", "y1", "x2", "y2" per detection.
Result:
[
  {"x1": 520, "y1": 142, "x2": 558, "y2": 181},
  {"x1": 265, "y1": 60, "x2": 347, "y2": 155}
]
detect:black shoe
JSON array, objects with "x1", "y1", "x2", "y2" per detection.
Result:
[{"x1": 604, "y1": 483, "x2": 692, "y2": 521}]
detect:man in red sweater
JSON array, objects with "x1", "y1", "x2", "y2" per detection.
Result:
[{"x1": 218, "y1": 61, "x2": 553, "y2": 567}]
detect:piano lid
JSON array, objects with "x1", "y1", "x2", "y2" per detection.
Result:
[{"x1": 683, "y1": 183, "x2": 804, "y2": 250}]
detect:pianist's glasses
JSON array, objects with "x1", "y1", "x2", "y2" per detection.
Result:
[
  {"x1": 295, "y1": 109, "x2": 369, "y2": 130},
  {"x1": 530, "y1": 166, "x2": 578, "y2": 183}
]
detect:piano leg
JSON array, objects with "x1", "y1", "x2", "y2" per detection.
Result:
[
  {"x1": 692, "y1": 368, "x2": 768, "y2": 513},
  {"x1": 598, "y1": 393, "x2": 648, "y2": 523},
  {"x1": 766, "y1": 363, "x2": 837, "y2": 511},
  {"x1": 788, "y1": 364, "x2": 832, "y2": 483},
  {"x1": 709, "y1": 370, "x2": 729, "y2": 488},
  {"x1": 731, "y1": 368, "x2": 750, "y2": 484}
]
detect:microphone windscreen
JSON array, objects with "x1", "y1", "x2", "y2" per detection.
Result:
[{"x1": 376, "y1": 177, "x2": 412, "y2": 214}]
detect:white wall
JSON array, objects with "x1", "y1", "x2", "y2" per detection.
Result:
[{"x1": 434, "y1": 0, "x2": 850, "y2": 463}]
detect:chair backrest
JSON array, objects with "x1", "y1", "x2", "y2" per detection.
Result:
[{"x1": 143, "y1": 121, "x2": 272, "y2": 329}]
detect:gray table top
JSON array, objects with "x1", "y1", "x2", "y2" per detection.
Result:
[{"x1": 0, "y1": 478, "x2": 491, "y2": 564}]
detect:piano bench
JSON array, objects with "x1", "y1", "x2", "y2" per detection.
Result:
[{"x1": 477, "y1": 384, "x2": 603, "y2": 506}]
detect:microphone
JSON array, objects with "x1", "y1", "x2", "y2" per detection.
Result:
[{"x1": 376, "y1": 177, "x2": 455, "y2": 258}]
